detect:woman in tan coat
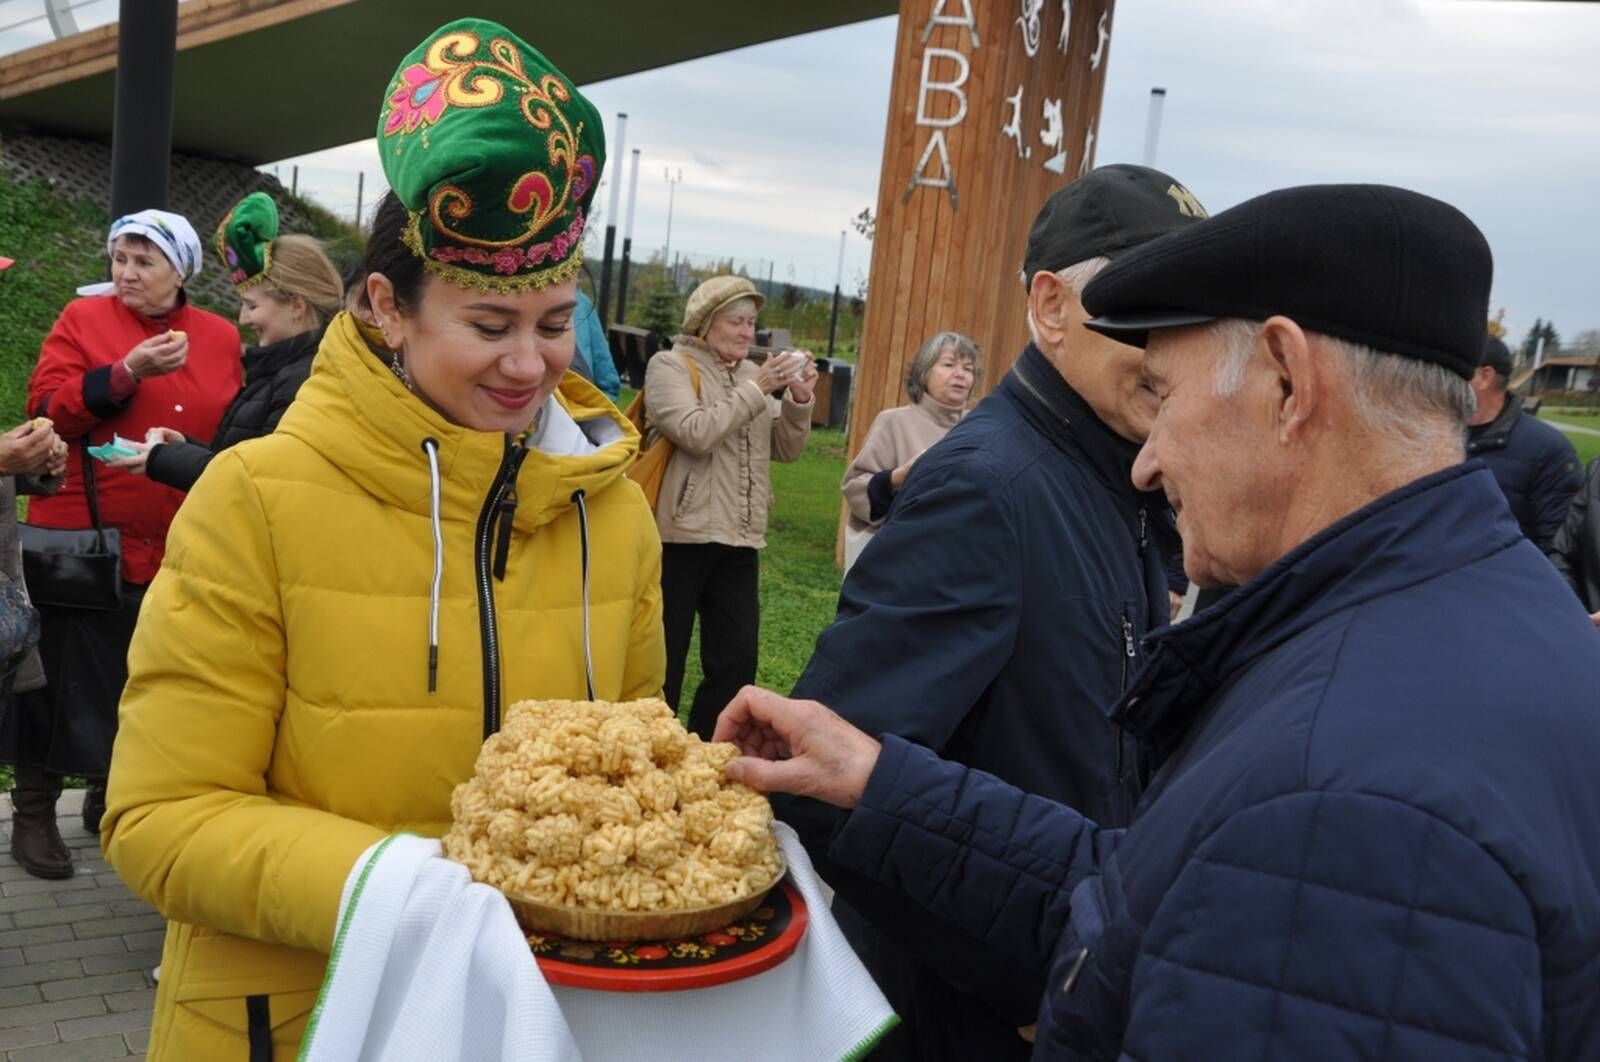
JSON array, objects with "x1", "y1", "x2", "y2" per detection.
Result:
[
  {"x1": 842, "y1": 330, "x2": 981, "y2": 570},
  {"x1": 644, "y1": 275, "x2": 814, "y2": 736}
]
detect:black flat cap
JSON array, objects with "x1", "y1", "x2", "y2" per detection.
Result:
[
  {"x1": 1022, "y1": 164, "x2": 1208, "y2": 288},
  {"x1": 1480, "y1": 336, "x2": 1513, "y2": 377},
  {"x1": 1081, "y1": 184, "x2": 1493, "y2": 380}
]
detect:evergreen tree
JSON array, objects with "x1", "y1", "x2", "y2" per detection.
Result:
[
  {"x1": 1520, "y1": 318, "x2": 1560, "y2": 364},
  {"x1": 639, "y1": 279, "x2": 681, "y2": 342}
]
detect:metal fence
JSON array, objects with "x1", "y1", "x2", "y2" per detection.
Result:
[{"x1": 257, "y1": 162, "x2": 386, "y2": 230}]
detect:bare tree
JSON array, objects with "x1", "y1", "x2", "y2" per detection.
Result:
[
  {"x1": 851, "y1": 208, "x2": 876, "y2": 242},
  {"x1": 1567, "y1": 329, "x2": 1600, "y2": 358}
]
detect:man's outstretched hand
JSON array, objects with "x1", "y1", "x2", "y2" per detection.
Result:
[{"x1": 713, "y1": 687, "x2": 882, "y2": 809}]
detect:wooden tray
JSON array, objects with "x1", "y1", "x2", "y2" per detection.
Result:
[{"x1": 528, "y1": 879, "x2": 808, "y2": 992}]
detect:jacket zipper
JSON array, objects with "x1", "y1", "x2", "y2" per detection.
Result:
[
  {"x1": 1118, "y1": 512, "x2": 1150, "y2": 795},
  {"x1": 493, "y1": 481, "x2": 519, "y2": 581},
  {"x1": 1120, "y1": 612, "x2": 1136, "y2": 688},
  {"x1": 473, "y1": 436, "x2": 531, "y2": 739},
  {"x1": 1115, "y1": 611, "x2": 1136, "y2": 775}
]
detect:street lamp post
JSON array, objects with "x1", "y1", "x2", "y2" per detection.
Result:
[
  {"x1": 663, "y1": 167, "x2": 683, "y2": 284},
  {"x1": 1142, "y1": 87, "x2": 1167, "y2": 167},
  {"x1": 617, "y1": 149, "x2": 643, "y2": 323},
  {"x1": 827, "y1": 229, "x2": 847, "y2": 357},
  {"x1": 597, "y1": 113, "x2": 627, "y2": 325}
]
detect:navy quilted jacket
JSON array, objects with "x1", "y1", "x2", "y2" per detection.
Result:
[
  {"x1": 1467, "y1": 393, "x2": 1582, "y2": 551},
  {"x1": 828, "y1": 463, "x2": 1600, "y2": 1059}
]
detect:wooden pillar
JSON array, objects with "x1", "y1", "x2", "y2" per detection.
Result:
[{"x1": 850, "y1": 0, "x2": 1117, "y2": 458}]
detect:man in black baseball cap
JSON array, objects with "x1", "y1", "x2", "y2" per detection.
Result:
[
  {"x1": 778, "y1": 164, "x2": 1206, "y2": 1061},
  {"x1": 711, "y1": 183, "x2": 1600, "y2": 1057},
  {"x1": 1021, "y1": 163, "x2": 1208, "y2": 290},
  {"x1": 1465, "y1": 334, "x2": 1582, "y2": 550}
]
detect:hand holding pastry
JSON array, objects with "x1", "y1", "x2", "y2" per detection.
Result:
[{"x1": 125, "y1": 330, "x2": 189, "y2": 380}]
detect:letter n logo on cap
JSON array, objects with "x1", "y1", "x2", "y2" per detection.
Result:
[{"x1": 1167, "y1": 184, "x2": 1207, "y2": 218}]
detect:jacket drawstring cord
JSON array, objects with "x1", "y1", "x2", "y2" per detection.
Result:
[
  {"x1": 571, "y1": 489, "x2": 596, "y2": 700},
  {"x1": 422, "y1": 437, "x2": 443, "y2": 693}
]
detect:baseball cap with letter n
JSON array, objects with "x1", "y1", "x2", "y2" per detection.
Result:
[{"x1": 1022, "y1": 164, "x2": 1208, "y2": 289}]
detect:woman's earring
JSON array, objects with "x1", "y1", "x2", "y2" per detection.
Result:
[{"x1": 390, "y1": 350, "x2": 411, "y2": 390}]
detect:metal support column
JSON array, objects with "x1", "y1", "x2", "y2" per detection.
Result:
[{"x1": 109, "y1": 0, "x2": 179, "y2": 218}]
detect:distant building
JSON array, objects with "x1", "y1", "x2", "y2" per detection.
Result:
[{"x1": 1515, "y1": 351, "x2": 1600, "y2": 394}]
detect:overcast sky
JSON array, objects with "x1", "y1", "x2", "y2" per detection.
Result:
[{"x1": 6, "y1": 1, "x2": 1593, "y2": 343}]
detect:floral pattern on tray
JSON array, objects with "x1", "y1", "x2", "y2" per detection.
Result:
[{"x1": 528, "y1": 889, "x2": 791, "y2": 971}]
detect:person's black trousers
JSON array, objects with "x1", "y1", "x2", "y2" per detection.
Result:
[{"x1": 660, "y1": 543, "x2": 759, "y2": 739}]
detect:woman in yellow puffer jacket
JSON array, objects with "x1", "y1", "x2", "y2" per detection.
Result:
[{"x1": 101, "y1": 22, "x2": 663, "y2": 1059}]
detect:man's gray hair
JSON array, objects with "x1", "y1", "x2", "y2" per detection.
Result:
[
  {"x1": 906, "y1": 331, "x2": 983, "y2": 402},
  {"x1": 1020, "y1": 256, "x2": 1112, "y2": 297},
  {"x1": 1209, "y1": 319, "x2": 1476, "y2": 449},
  {"x1": 1023, "y1": 256, "x2": 1112, "y2": 347}
]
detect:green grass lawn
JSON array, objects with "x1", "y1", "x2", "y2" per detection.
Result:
[{"x1": 1538, "y1": 410, "x2": 1600, "y2": 467}]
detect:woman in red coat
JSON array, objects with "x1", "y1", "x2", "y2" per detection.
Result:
[{"x1": 8, "y1": 210, "x2": 240, "y2": 879}]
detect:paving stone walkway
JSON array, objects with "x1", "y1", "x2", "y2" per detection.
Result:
[{"x1": 0, "y1": 790, "x2": 158, "y2": 1061}]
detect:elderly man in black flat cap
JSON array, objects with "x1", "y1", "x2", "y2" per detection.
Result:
[
  {"x1": 715, "y1": 184, "x2": 1600, "y2": 1058},
  {"x1": 778, "y1": 165, "x2": 1203, "y2": 1061}
]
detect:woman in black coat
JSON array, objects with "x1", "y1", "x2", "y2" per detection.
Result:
[{"x1": 113, "y1": 196, "x2": 344, "y2": 492}]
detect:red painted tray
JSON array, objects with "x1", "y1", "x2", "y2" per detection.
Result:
[{"x1": 529, "y1": 879, "x2": 808, "y2": 992}]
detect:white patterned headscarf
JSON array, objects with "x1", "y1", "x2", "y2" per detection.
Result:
[{"x1": 105, "y1": 209, "x2": 203, "y2": 283}]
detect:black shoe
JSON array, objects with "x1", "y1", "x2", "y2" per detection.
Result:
[
  {"x1": 10, "y1": 768, "x2": 73, "y2": 880},
  {"x1": 81, "y1": 779, "x2": 107, "y2": 837}
]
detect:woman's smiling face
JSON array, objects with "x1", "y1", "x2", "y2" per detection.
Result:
[{"x1": 371, "y1": 274, "x2": 579, "y2": 433}]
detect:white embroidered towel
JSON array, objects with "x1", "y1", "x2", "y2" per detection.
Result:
[
  {"x1": 302, "y1": 823, "x2": 897, "y2": 1061},
  {"x1": 299, "y1": 833, "x2": 581, "y2": 1062}
]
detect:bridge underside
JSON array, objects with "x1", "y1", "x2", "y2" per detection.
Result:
[{"x1": 0, "y1": 0, "x2": 894, "y2": 163}]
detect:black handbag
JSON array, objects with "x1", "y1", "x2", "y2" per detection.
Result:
[{"x1": 19, "y1": 445, "x2": 123, "y2": 612}]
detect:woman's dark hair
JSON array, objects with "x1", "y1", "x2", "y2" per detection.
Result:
[
  {"x1": 114, "y1": 232, "x2": 158, "y2": 253},
  {"x1": 361, "y1": 190, "x2": 426, "y2": 314}
]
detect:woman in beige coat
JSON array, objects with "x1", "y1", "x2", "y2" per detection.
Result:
[
  {"x1": 841, "y1": 331, "x2": 981, "y2": 570},
  {"x1": 644, "y1": 275, "x2": 814, "y2": 736}
]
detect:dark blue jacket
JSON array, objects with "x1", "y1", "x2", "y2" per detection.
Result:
[
  {"x1": 782, "y1": 345, "x2": 1180, "y2": 1058},
  {"x1": 1468, "y1": 393, "x2": 1581, "y2": 550},
  {"x1": 828, "y1": 463, "x2": 1600, "y2": 1060}
]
